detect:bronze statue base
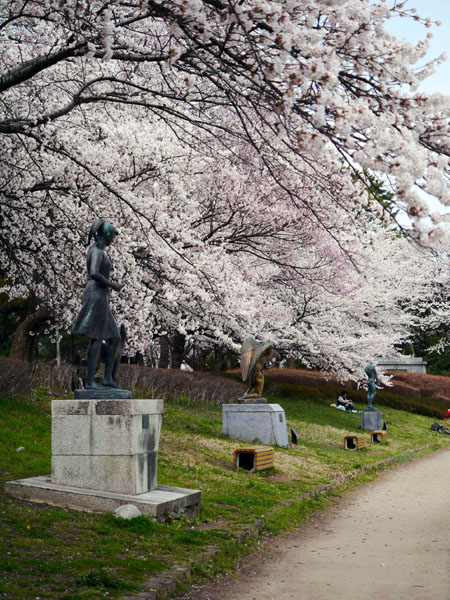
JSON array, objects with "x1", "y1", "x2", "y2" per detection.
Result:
[
  {"x1": 236, "y1": 396, "x2": 268, "y2": 404},
  {"x1": 74, "y1": 388, "x2": 132, "y2": 400}
]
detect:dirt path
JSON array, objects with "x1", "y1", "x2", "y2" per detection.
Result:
[{"x1": 179, "y1": 448, "x2": 450, "y2": 600}]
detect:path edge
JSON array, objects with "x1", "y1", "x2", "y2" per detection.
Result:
[{"x1": 122, "y1": 444, "x2": 443, "y2": 600}]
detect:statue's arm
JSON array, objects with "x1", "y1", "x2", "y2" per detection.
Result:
[{"x1": 89, "y1": 248, "x2": 123, "y2": 292}]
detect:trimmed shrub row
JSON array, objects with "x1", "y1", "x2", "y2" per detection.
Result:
[
  {"x1": 0, "y1": 357, "x2": 33, "y2": 399},
  {"x1": 262, "y1": 371, "x2": 450, "y2": 419},
  {"x1": 1, "y1": 357, "x2": 449, "y2": 418},
  {"x1": 0, "y1": 359, "x2": 245, "y2": 406}
]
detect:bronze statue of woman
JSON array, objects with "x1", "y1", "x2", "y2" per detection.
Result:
[
  {"x1": 72, "y1": 218, "x2": 124, "y2": 389},
  {"x1": 365, "y1": 361, "x2": 379, "y2": 410}
]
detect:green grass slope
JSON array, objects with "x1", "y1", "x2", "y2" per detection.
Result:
[{"x1": 1, "y1": 383, "x2": 449, "y2": 598}]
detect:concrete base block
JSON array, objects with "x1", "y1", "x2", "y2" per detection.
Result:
[
  {"x1": 52, "y1": 453, "x2": 158, "y2": 495},
  {"x1": 361, "y1": 410, "x2": 382, "y2": 431},
  {"x1": 52, "y1": 398, "x2": 162, "y2": 494},
  {"x1": 4, "y1": 476, "x2": 201, "y2": 520},
  {"x1": 222, "y1": 403, "x2": 289, "y2": 448}
]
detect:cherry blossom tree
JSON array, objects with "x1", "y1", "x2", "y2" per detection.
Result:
[
  {"x1": 1, "y1": 1, "x2": 449, "y2": 235},
  {"x1": 0, "y1": 99, "x2": 438, "y2": 378},
  {"x1": 407, "y1": 257, "x2": 450, "y2": 362},
  {"x1": 1, "y1": 0, "x2": 449, "y2": 376}
]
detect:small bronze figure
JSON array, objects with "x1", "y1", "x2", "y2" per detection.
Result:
[
  {"x1": 72, "y1": 218, "x2": 124, "y2": 390},
  {"x1": 365, "y1": 361, "x2": 379, "y2": 410},
  {"x1": 240, "y1": 337, "x2": 280, "y2": 401}
]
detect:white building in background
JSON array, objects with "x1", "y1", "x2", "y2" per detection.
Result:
[{"x1": 376, "y1": 356, "x2": 427, "y2": 374}]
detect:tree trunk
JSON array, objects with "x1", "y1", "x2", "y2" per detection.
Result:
[
  {"x1": 170, "y1": 332, "x2": 186, "y2": 369},
  {"x1": 185, "y1": 344, "x2": 210, "y2": 371},
  {"x1": 286, "y1": 357, "x2": 296, "y2": 369},
  {"x1": 226, "y1": 350, "x2": 233, "y2": 371},
  {"x1": 56, "y1": 335, "x2": 61, "y2": 367},
  {"x1": 9, "y1": 307, "x2": 52, "y2": 362},
  {"x1": 0, "y1": 296, "x2": 32, "y2": 335},
  {"x1": 158, "y1": 336, "x2": 169, "y2": 369},
  {"x1": 134, "y1": 351, "x2": 144, "y2": 366},
  {"x1": 213, "y1": 347, "x2": 224, "y2": 375}
]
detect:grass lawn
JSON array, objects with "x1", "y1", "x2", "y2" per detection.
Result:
[{"x1": 1, "y1": 385, "x2": 449, "y2": 598}]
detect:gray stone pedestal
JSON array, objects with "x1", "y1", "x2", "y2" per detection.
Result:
[
  {"x1": 5, "y1": 397, "x2": 201, "y2": 519},
  {"x1": 361, "y1": 409, "x2": 382, "y2": 431},
  {"x1": 222, "y1": 403, "x2": 289, "y2": 448},
  {"x1": 52, "y1": 398, "x2": 163, "y2": 495},
  {"x1": 4, "y1": 477, "x2": 201, "y2": 519}
]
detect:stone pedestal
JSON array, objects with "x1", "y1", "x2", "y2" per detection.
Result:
[
  {"x1": 222, "y1": 403, "x2": 289, "y2": 448},
  {"x1": 6, "y1": 397, "x2": 201, "y2": 519},
  {"x1": 4, "y1": 477, "x2": 201, "y2": 519},
  {"x1": 52, "y1": 399, "x2": 162, "y2": 495},
  {"x1": 361, "y1": 409, "x2": 382, "y2": 431}
]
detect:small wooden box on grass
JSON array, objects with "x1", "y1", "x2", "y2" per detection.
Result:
[
  {"x1": 343, "y1": 434, "x2": 365, "y2": 450},
  {"x1": 371, "y1": 430, "x2": 388, "y2": 443},
  {"x1": 233, "y1": 446, "x2": 275, "y2": 472}
]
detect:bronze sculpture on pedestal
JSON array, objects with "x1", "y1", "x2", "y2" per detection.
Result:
[
  {"x1": 72, "y1": 218, "x2": 130, "y2": 397},
  {"x1": 365, "y1": 361, "x2": 379, "y2": 411},
  {"x1": 239, "y1": 337, "x2": 280, "y2": 403}
]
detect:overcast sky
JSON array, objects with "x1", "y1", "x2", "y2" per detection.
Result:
[{"x1": 384, "y1": 0, "x2": 450, "y2": 95}]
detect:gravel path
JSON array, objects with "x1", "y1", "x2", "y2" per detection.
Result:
[{"x1": 180, "y1": 448, "x2": 450, "y2": 600}]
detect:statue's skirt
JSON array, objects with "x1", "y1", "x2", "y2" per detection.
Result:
[{"x1": 72, "y1": 280, "x2": 120, "y2": 340}]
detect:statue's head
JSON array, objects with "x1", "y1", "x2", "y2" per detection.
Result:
[
  {"x1": 88, "y1": 218, "x2": 118, "y2": 246},
  {"x1": 365, "y1": 361, "x2": 375, "y2": 377},
  {"x1": 102, "y1": 222, "x2": 119, "y2": 246}
]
